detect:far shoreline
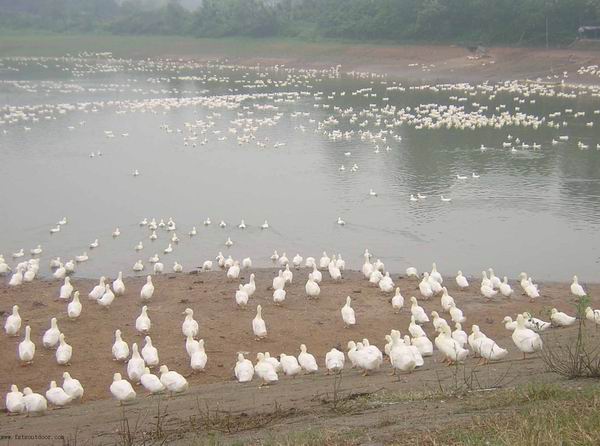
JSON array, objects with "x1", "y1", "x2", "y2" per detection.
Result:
[{"x1": 3, "y1": 33, "x2": 600, "y2": 84}]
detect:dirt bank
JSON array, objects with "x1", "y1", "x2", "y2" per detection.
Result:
[{"x1": 1, "y1": 268, "x2": 598, "y2": 444}]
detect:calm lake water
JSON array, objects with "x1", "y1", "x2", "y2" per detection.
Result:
[{"x1": 1, "y1": 57, "x2": 599, "y2": 281}]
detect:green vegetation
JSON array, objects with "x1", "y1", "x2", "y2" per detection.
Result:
[
  {"x1": 1, "y1": 0, "x2": 599, "y2": 46},
  {"x1": 429, "y1": 384, "x2": 600, "y2": 445}
]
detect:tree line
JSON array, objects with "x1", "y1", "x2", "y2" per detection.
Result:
[{"x1": 1, "y1": 0, "x2": 599, "y2": 46}]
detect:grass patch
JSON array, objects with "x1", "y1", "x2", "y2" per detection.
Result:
[{"x1": 419, "y1": 384, "x2": 600, "y2": 446}]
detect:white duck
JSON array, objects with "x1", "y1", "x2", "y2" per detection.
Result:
[
  {"x1": 113, "y1": 272, "x2": 126, "y2": 296},
  {"x1": 369, "y1": 269, "x2": 383, "y2": 285},
  {"x1": 236, "y1": 285, "x2": 249, "y2": 307},
  {"x1": 305, "y1": 273, "x2": 320, "y2": 298},
  {"x1": 512, "y1": 314, "x2": 543, "y2": 358},
  {"x1": 292, "y1": 254, "x2": 303, "y2": 269},
  {"x1": 43, "y1": 318, "x2": 61, "y2": 349},
  {"x1": 46, "y1": 381, "x2": 72, "y2": 407},
  {"x1": 67, "y1": 291, "x2": 82, "y2": 319},
  {"x1": 430, "y1": 262, "x2": 443, "y2": 284},
  {"x1": 190, "y1": 339, "x2": 208, "y2": 372},
  {"x1": 550, "y1": 308, "x2": 576, "y2": 327},
  {"x1": 355, "y1": 341, "x2": 382, "y2": 376},
  {"x1": 59, "y1": 277, "x2": 74, "y2": 300},
  {"x1": 525, "y1": 278, "x2": 540, "y2": 300},
  {"x1": 142, "y1": 336, "x2": 159, "y2": 367},
  {"x1": 405, "y1": 266, "x2": 419, "y2": 278},
  {"x1": 53, "y1": 263, "x2": 66, "y2": 280},
  {"x1": 280, "y1": 353, "x2": 302, "y2": 376},
  {"x1": 23, "y1": 387, "x2": 47, "y2": 414},
  {"x1": 254, "y1": 353, "x2": 278, "y2": 387},
  {"x1": 585, "y1": 307, "x2": 600, "y2": 326},
  {"x1": 298, "y1": 344, "x2": 318, "y2": 373},
  {"x1": 112, "y1": 329, "x2": 130, "y2": 361},
  {"x1": 418, "y1": 274, "x2": 434, "y2": 299},
  {"x1": 4, "y1": 305, "x2": 21, "y2": 336},
  {"x1": 341, "y1": 296, "x2": 356, "y2": 328},
  {"x1": 98, "y1": 284, "x2": 115, "y2": 308},
  {"x1": 62, "y1": 372, "x2": 84, "y2": 400},
  {"x1": 19, "y1": 325, "x2": 35, "y2": 364},
  {"x1": 273, "y1": 288, "x2": 286, "y2": 305},
  {"x1": 480, "y1": 281, "x2": 497, "y2": 299},
  {"x1": 136, "y1": 306, "x2": 151, "y2": 333},
  {"x1": 252, "y1": 305, "x2": 267, "y2": 339},
  {"x1": 319, "y1": 252, "x2": 331, "y2": 269},
  {"x1": 378, "y1": 272, "x2": 394, "y2": 292},
  {"x1": 477, "y1": 335, "x2": 508, "y2": 364},
  {"x1": 311, "y1": 264, "x2": 322, "y2": 283},
  {"x1": 571, "y1": 275, "x2": 586, "y2": 297},
  {"x1": 226, "y1": 261, "x2": 240, "y2": 280},
  {"x1": 409, "y1": 315, "x2": 427, "y2": 338},
  {"x1": 391, "y1": 287, "x2": 404, "y2": 313},
  {"x1": 234, "y1": 353, "x2": 254, "y2": 383},
  {"x1": 499, "y1": 277, "x2": 513, "y2": 297},
  {"x1": 410, "y1": 297, "x2": 429, "y2": 324},
  {"x1": 449, "y1": 302, "x2": 466, "y2": 323},
  {"x1": 110, "y1": 373, "x2": 136, "y2": 405},
  {"x1": 488, "y1": 268, "x2": 501, "y2": 289},
  {"x1": 133, "y1": 260, "x2": 144, "y2": 272},
  {"x1": 452, "y1": 322, "x2": 468, "y2": 347},
  {"x1": 272, "y1": 270, "x2": 285, "y2": 290},
  {"x1": 140, "y1": 275, "x2": 154, "y2": 301},
  {"x1": 264, "y1": 352, "x2": 281, "y2": 373},
  {"x1": 88, "y1": 276, "x2": 106, "y2": 300},
  {"x1": 440, "y1": 287, "x2": 455, "y2": 312},
  {"x1": 347, "y1": 341, "x2": 360, "y2": 368},
  {"x1": 389, "y1": 331, "x2": 416, "y2": 374},
  {"x1": 283, "y1": 265, "x2": 293, "y2": 283},
  {"x1": 503, "y1": 316, "x2": 517, "y2": 331},
  {"x1": 278, "y1": 253, "x2": 289, "y2": 267},
  {"x1": 153, "y1": 262, "x2": 164, "y2": 274},
  {"x1": 8, "y1": 267, "x2": 24, "y2": 286},
  {"x1": 455, "y1": 271, "x2": 469, "y2": 289},
  {"x1": 435, "y1": 326, "x2": 469, "y2": 364},
  {"x1": 328, "y1": 261, "x2": 342, "y2": 281},
  {"x1": 182, "y1": 308, "x2": 199, "y2": 337},
  {"x1": 56, "y1": 333, "x2": 72, "y2": 365},
  {"x1": 522, "y1": 312, "x2": 551, "y2": 332},
  {"x1": 140, "y1": 367, "x2": 165, "y2": 394},
  {"x1": 431, "y1": 311, "x2": 449, "y2": 332},
  {"x1": 127, "y1": 343, "x2": 145, "y2": 382},
  {"x1": 6, "y1": 385, "x2": 25, "y2": 414},
  {"x1": 362, "y1": 255, "x2": 374, "y2": 279},
  {"x1": 325, "y1": 348, "x2": 345, "y2": 374}
]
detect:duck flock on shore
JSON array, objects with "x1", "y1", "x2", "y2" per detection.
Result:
[
  {"x1": 2, "y1": 55, "x2": 600, "y2": 415},
  {"x1": 3, "y1": 235, "x2": 599, "y2": 414}
]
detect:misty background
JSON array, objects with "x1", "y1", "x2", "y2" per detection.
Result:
[{"x1": 0, "y1": 0, "x2": 599, "y2": 46}]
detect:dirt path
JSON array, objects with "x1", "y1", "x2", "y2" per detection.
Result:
[{"x1": 0, "y1": 268, "x2": 597, "y2": 444}]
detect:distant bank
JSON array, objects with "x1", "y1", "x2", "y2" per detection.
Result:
[{"x1": 2, "y1": 33, "x2": 600, "y2": 84}]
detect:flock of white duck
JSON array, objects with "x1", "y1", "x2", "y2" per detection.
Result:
[
  {"x1": 2, "y1": 57, "x2": 600, "y2": 415},
  {"x1": 3, "y1": 238, "x2": 598, "y2": 415}
]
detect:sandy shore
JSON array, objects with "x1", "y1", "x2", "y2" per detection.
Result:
[
  {"x1": 1, "y1": 268, "x2": 598, "y2": 443},
  {"x1": 1, "y1": 268, "x2": 596, "y2": 403}
]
